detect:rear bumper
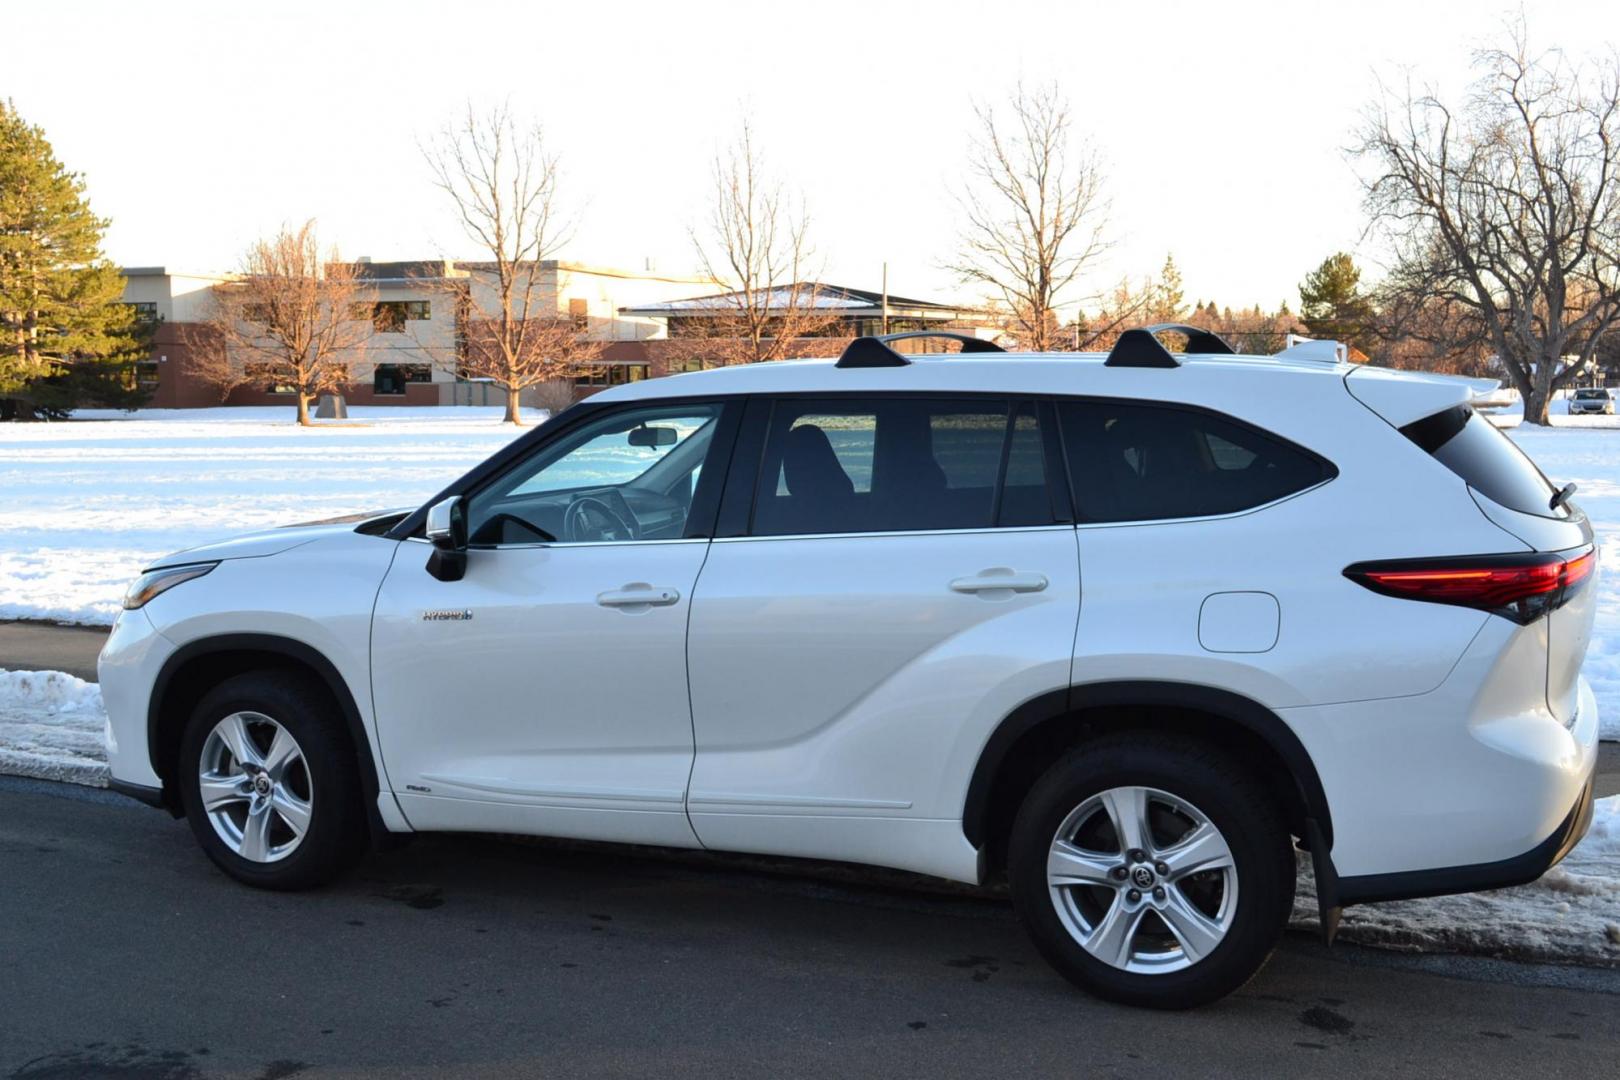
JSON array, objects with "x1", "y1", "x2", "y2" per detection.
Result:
[{"x1": 1335, "y1": 773, "x2": 1595, "y2": 905}]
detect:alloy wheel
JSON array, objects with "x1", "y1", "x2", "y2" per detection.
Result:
[
  {"x1": 1046, "y1": 785, "x2": 1238, "y2": 974},
  {"x1": 196, "y1": 711, "x2": 314, "y2": 863}
]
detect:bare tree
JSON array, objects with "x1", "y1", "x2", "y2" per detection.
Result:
[
  {"x1": 424, "y1": 104, "x2": 601, "y2": 423},
  {"x1": 1357, "y1": 24, "x2": 1620, "y2": 424},
  {"x1": 189, "y1": 221, "x2": 373, "y2": 426},
  {"x1": 949, "y1": 82, "x2": 1111, "y2": 352},
  {"x1": 678, "y1": 118, "x2": 838, "y2": 368}
]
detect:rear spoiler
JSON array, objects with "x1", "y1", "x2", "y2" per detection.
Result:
[{"x1": 1345, "y1": 366, "x2": 1504, "y2": 428}]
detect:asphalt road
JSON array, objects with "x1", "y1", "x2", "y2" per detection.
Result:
[
  {"x1": 0, "y1": 620, "x2": 108, "y2": 682},
  {"x1": 1, "y1": 779, "x2": 1616, "y2": 1080}
]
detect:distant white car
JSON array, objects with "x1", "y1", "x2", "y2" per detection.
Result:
[
  {"x1": 98, "y1": 326, "x2": 1600, "y2": 1009},
  {"x1": 1570, "y1": 387, "x2": 1615, "y2": 415}
]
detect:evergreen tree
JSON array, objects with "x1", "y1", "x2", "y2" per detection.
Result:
[
  {"x1": 0, "y1": 100, "x2": 148, "y2": 419},
  {"x1": 1154, "y1": 253, "x2": 1186, "y2": 323},
  {"x1": 1297, "y1": 252, "x2": 1374, "y2": 352}
]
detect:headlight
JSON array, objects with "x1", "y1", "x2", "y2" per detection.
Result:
[{"x1": 122, "y1": 562, "x2": 218, "y2": 610}]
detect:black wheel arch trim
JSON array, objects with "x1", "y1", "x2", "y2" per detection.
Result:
[
  {"x1": 961, "y1": 680, "x2": 1336, "y2": 852},
  {"x1": 146, "y1": 633, "x2": 388, "y2": 838}
]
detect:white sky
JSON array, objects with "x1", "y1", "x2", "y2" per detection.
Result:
[{"x1": 8, "y1": 0, "x2": 1614, "y2": 315}]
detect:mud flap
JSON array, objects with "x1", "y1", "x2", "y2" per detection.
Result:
[{"x1": 1304, "y1": 817, "x2": 1341, "y2": 946}]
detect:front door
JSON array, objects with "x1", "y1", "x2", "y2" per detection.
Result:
[{"x1": 371, "y1": 400, "x2": 732, "y2": 847}]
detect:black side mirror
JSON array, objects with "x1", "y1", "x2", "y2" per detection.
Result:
[
  {"x1": 425, "y1": 496, "x2": 468, "y2": 582},
  {"x1": 628, "y1": 425, "x2": 678, "y2": 448}
]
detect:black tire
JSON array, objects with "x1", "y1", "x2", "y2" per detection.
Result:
[
  {"x1": 1007, "y1": 733, "x2": 1294, "y2": 1009},
  {"x1": 177, "y1": 670, "x2": 368, "y2": 890}
]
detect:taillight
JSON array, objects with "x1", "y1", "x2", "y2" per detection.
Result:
[{"x1": 1344, "y1": 546, "x2": 1596, "y2": 624}]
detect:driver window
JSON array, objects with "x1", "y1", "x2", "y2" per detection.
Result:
[{"x1": 466, "y1": 403, "x2": 722, "y2": 546}]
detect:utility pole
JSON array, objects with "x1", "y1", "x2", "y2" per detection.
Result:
[{"x1": 880, "y1": 262, "x2": 889, "y2": 335}]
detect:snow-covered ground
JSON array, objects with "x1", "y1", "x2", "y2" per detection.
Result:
[
  {"x1": 0, "y1": 407, "x2": 536, "y2": 625},
  {"x1": 3, "y1": 661, "x2": 1615, "y2": 966},
  {"x1": 0, "y1": 668, "x2": 107, "y2": 786}
]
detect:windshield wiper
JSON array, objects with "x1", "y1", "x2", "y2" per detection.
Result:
[{"x1": 1550, "y1": 482, "x2": 1578, "y2": 513}]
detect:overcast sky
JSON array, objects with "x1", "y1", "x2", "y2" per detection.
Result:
[{"x1": 8, "y1": 0, "x2": 1613, "y2": 314}]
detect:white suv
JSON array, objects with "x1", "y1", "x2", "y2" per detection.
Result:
[{"x1": 99, "y1": 326, "x2": 1600, "y2": 1009}]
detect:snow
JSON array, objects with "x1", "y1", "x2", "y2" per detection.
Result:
[
  {"x1": 0, "y1": 669, "x2": 107, "y2": 786},
  {"x1": 1292, "y1": 797, "x2": 1620, "y2": 967},
  {"x1": 0, "y1": 406, "x2": 535, "y2": 625}
]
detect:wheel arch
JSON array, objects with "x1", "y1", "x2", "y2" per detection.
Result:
[
  {"x1": 147, "y1": 633, "x2": 383, "y2": 833},
  {"x1": 963, "y1": 681, "x2": 1333, "y2": 871}
]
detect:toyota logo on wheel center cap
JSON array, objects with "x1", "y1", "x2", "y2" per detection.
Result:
[
  {"x1": 253, "y1": 775, "x2": 273, "y2": 796},
  {"x1": 1131, "y1": 865, "x2": 1156, "y2": 889}
]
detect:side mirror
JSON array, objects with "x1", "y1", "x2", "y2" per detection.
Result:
[
  {"x1": 628, "y1": 425, "x2": 678, "y2": 448},
  {"x1": 425, "y1": 496, "x2": 468, "y2": 582}
]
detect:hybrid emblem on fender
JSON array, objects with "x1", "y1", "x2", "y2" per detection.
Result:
[{"x1": 422, "y1": 609, "x2": 474, "y2": 622}]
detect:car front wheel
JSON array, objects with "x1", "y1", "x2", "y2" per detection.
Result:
[
  {"x1": 1008, "y1": 734, "x2": 1294, "y2": 1009},
  {"x1": 178, "y1": 671, "x2": 367, "y2": 889}
]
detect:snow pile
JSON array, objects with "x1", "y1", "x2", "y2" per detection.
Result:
[
  {"x1": 1292, "y1": 797, "x2": 1620, "y2": 966},
  {"x1": 0, "y1": 669, "x2": 108, "y2": 786},
  {"x1": 0, "y1": 406, "x2": 532, "y2": 624}
]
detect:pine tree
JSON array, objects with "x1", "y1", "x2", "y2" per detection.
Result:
[
  {"x1": 0, "y1": 100, "x2": 149, "y2": 419},
  {"x1": 1154, "y1": 253, "x2": 1186, "y2": 323},
  {"x1": 1297, "y1": 253, "x2": 1374, "y2": 352}
]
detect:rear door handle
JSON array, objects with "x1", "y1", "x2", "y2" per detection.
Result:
[
  {"x1": 949, "y1": 569, "x2": 1049, "y2": 596},
  {"x1": 597, "y1": 584, "x2": 681, "y2": 609}
]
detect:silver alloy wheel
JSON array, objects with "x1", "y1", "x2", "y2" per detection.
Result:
[
  {"x1": 197, "y1": 711, "x2": 313, "y2": 863},
  {"x1": 1046, "y1": 785, "x2": 1238, "y2": 974}
]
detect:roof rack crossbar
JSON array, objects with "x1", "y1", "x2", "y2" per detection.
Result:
[
  {"x1": 1103, "y1": 323, "x2": 1237, "y2": 368},
  {"x1": 836, "y1": 331, "x2": 1005, "y2": 368}
]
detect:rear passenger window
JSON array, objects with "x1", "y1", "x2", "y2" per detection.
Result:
[
  {"x1": 752, "y1": 398, "x2": 1055, "y2": 536},
  {"x1": 1401, "y1": 405, "x2": 1564, "y2": 519},
  {"x1": 1059, "y1": 401, "x2": 1333, "y2": 523}
]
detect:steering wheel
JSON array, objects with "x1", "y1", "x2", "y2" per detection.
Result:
[{"x1": 563, "y1": 494, "x2": 640, "y2": 542}]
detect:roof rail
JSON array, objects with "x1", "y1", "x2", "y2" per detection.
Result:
[
  {"x1": 1104, "y1": 323, "x2": 1237, "y2": 369},
  {"x1": 835, "y1": 331, "x2": 1005, "y2": 369}
]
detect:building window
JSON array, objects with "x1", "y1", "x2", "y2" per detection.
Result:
[
  {"x1": 123, "y1": 301, "x2": 159, "y2": 324},
  {"x1": 373, "y1": 363, "x2": 433, "y2": 395},
  {"x1": 574, "y1": 363, "x2": 649, "y2": 388},
  {"x1": 243, "y1": 363, "x2": 297, "y2": 394},
  {"x1": 355, "y1": 300, "x2": 431, "y2": 333},
  {"x1": 569, "y1": 297, "x2": 590, "y2": 331}
]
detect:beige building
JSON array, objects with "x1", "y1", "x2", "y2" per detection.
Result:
[{"x1": 119, "y1": 260, "x2": 716, "y2": 407}]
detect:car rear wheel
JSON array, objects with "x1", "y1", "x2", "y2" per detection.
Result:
[
  {"x1": 1008, "y1": 734, "x2": 1294, "y2": 1009},
  {"x1": 178, "y1": 671, "x2": 367, "y2": 890}
]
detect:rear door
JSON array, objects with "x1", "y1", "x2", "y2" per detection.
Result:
[{"x1": 683, "y1": 395, "x2": 1080, "y2": 872}]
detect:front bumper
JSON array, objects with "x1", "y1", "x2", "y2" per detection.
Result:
[{"x1": 97, "y1": 607, "x2": 177, "y2": 795}]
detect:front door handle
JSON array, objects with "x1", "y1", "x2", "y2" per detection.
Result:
[
  {"x1": 949, "y1": 568, "x2": 1049, "y2": 597},
  {"x1": 597, "y1": 583, "x2": 681, "y2": 610}
]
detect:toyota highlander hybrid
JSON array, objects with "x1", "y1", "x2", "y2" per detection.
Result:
[{"x1": 99, "y1": 326, "x2": 1599, "y2": 1008}]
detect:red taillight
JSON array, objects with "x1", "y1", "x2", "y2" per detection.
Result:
[{"x1": 1344, "y1": 547, "x2": 1596, "y2": 624}]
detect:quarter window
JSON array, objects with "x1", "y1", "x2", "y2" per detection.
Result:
[
  {"x1": 1059, "y1": 401, "x2": 1332, "y2": 523},
  {"x1": 751, "y1": 398, "x2": 1054, "y2": 536}
]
